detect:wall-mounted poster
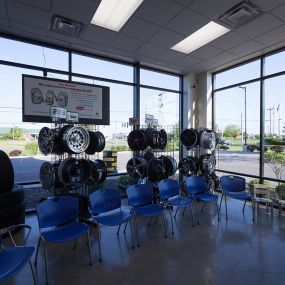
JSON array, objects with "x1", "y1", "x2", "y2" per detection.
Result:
[{"x1": 22, "y1": 75, "x2": 110, "y2": 124}]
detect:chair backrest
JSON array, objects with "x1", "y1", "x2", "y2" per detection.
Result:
[
  {"x1": 184, "y1": 176, "x2": 206, "y2": 195},
  {"x1": 89, "y1": 188, "x2": 121, "y2": 214},
  {"x1": 36, "y1": 196, "x2": 78, "y2": 229},
  {"x1": 220, "y1": 175, "x2": 245, "y2": 193},
  {"x1": 253, "y1": 184, "x2": 270, "y2": 198},
  {"x1": 126, "y1": 184, "x2": 153, "y2": 207},
  {"x1": 157, "y1": 179, "x2": 179, "y2": 200}
]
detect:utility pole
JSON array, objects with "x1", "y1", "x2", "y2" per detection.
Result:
[
  {"x1": 241, "y1": 112, "x2": 243, "y2": 143},
  {"x1": 239, "y1": 86, "x2": 247, "y2": 145},
  {"x1": 266, "y1": 107, "x2": 273, "y2": 136}
]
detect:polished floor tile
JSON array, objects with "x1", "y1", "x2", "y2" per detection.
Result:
[{"x1": 2, "y1": 197, "x2": 285, "y2": 285}]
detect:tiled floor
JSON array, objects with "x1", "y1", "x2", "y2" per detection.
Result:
[{"x1": 2, "y1": 197, "x2": 285, "y2": 285}]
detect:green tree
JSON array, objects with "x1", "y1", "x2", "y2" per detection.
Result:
[
  {"x1": 264, "y1": 151, "x2": 285, "y2": 182},
  {"x1": 223, "y1": 124, "x2": 240, "y2": 138},
  {"x1": 2, "y1": 126, "x2": 23, "y2": 140}
]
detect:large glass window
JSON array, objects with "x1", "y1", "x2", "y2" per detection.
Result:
[
  {"x1": 72, "y1": 54, "x2": 133, "y2": 83},
  {"x1": 215, "y1": 60, "x2": 260, "y2": 89},
  {"x1": 140, "y1": 68, "x2": 180, "y2": 90},
  {"x1": 264, "y1": 50, "x2": 285, "y2": 76},
  {"x1": 0, "y1": 38, "x2": 68, "y2": 71},
  {"x1": 214, "y1": 82, "x2": 260, "y2": 176}
]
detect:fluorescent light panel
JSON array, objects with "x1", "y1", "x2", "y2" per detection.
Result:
[
  {"x1": 171, "y1": 21, "x2": 230, "y2": 54},
  {"x1": 91, "y1": 0, "x2": 143, "y2": 32}
]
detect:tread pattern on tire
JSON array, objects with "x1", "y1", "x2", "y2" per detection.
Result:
[{"x1": 0, "y1": 150, "x2": 14, "y2": 193}]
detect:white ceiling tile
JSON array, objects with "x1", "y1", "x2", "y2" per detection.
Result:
[
  {"x1": 271, "y1": 3, "x2": 285, "y2": 21},
  {"x1": 175, "y1": 55, "x2": 202, "y2": 67},
  {"x1": 182, "y1": 64, "x2": 206, "y2": 74},
  {"x1": 204, "y1": 51, "x2": 237, "y2": 65},
  {"x1": 136, "y1": 0, "x2": 184, "y2": 26},
  {"x1": 81, "y1": 25, "x2": 117, "y2": 46},
  {"x1": 107, "y1": 47, "x2": 135, "y2": 59},
  {"x1": 0, "y1": 0, "x2": 7, "y2": 18},
  {"x1": 173, "y1": 0, "x2": 194, "y2": 7},
  {"x1": 237, "y1": 14, "x2": 283, "y2": 38},
  {"x1": 6, "y1": 0, "x2": 50, "y2": 29},
  {"x1": 229, "y1": 40, "x2": 264, "y2": 57},
  {"x1": 110, "y1": 34, "x2": 143, "y2": 52},
  {"x1": 189, "y1": 0, "x2": 241, "y2": 20},
  {"x1": 254, "y1": 24, "x2": 285, "y2": 45},
  {"x1": 149, "y1": 29, "x2": 184, "y2": 48},
  {"x1": 166, "y1": 8, "x2": 208, "y2": 36},
  {"x1": 78, "y1": 40, "x2": 106, "y2": 51},
  {"x1": 47, "y1": 31, "x2": 80, "y2": 44},
  {"x1": 51, "y1": 0, "x2": 99, "y2": 24},
  {"x1": 189, "y1": 45, "x2": 223, "y2": 60},
  {"x1": 252, "y1": 0, "x2": 285, "y2": 11},
  {"x1": 0, "y1": 18, "x2": 9, "y2": 27},
  {"x1": 136, "y1": 43, "x2": 165, "y2": 58},
  {"x1": 156, "y1": 50, "x2": 185, "y2": 63},
  {"x1": 14, "y1": 0, "x2": 51, "y2": 10},
  {"x1": 210, "y1": 31, "x2": 249, "y2": 50},
  {"x1": 10, "y1": 21, "x2": 47, "y2": 36},
  {"x1": 120, "y1": 17, "x2": 161, "y2": 42}
]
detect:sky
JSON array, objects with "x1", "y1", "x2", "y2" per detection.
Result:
[{"x1": 0, "y1": 37, "x2": 180, "y2": 137}]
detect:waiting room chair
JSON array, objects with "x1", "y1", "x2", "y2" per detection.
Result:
[
  {"x1": 253, "y1": 184, "x2": 274, "y2": 217},
  {"x1": 126, "y1": 183, "x2": 167, "y2": 247},
  {"x1": 220, "y1": 175, "x2": 254, "y2": 220},
  {"x1": 157, "y1": 179, "x2": 195, "y2": 233},
  {"x1": 89, "y1": 188, "x2": 135, "y2": 262},
  {"x1": 184, "y1": 176, "x2": 220, "y2": 224},
  {"x1": 0, "y1": 224, "x2": 36, "y2": 284},
  {"x1": 34, "y1": 196, "x2": 92, "y2": 285}
]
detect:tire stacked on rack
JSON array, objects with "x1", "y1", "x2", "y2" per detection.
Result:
[{"x1": 0, "y1": 150, "x2": 25, "y2": 229}]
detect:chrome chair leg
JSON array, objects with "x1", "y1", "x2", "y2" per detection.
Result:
[
  {"x1": 123, "y1": 221, "x2": 129, "y2": 234},
  {"x1": 42, "y1": 239, "x2": 49, "y2": 285},
  {"x1": 129, "y1": 219, "x2": 135, "y2": 249},
  {"x1": 174, "y1": 207, "x2": 179, "y2": 218},
  {"x1": 73, "y1": 239, "x2": 77, "y2": 250},
  {"x1": 225, "y1": 194, "x2": 228, "y2": 220},
  {"x1": 182, "y1": 207, "x2": 186, "y2": 216},
  {"x1": 252, "y1": 199, "x2": 255, "y2": 221},
  {"x1": 162, "y1": 212, "x2": 167, "y2": 238},
  {"x1": 194, "y1": 199, "x2": 200, "y2": 225},
  {"x1": 201, "y1": 202, "x2": 206, "y2": 212},
  {"x1": 242, "y1": 200, "x2": 247, "y2": 212},
  {"x1": 29, "y1": 260, "x2": 37, "y2": 285},
  {"x1": 216, "y1": 201, "x2": 220, "y2": 221},
  {"x1": 34, "y1": 237, "x2": 41, "y2": 265},
  {"x1": 96, "y1": 224, "x2": 102, "y2": 262},
  {"x1": 219, "y1": 193, "x2": 224, "y2": 211},
  {"x1": 167, "y1": 205, "x2": 174, "y2": 235},
  {"x1": 87, "y1": 230, "x2": 92, "y2": 266},
  {"x1": 190, "y1": 205, "x2": 195, "y2": 227},
  {"x1": 134, "y1": 214, "x2": 140, "y2": 247},
  {"x1": 117, "y1": 224, "x2": 121, "y2": 236}
]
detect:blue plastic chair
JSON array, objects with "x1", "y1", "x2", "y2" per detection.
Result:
[
  {"x1": 34, "y1": 196, "x2": 92, "y2": 285},
  {"x1": 184, "y1": 176, "x2": 220, "y2": 224},
  {"x1": 89, "y1": 188, "x2": 135, "y2": 262},
  {"x1": 157, "y1": 179, "x2": 195, "y2": 232},
  {"x1": 220, "y1": 175, "x2": 254, "y2": 220},
  {"x1": 126, "y1": 183, "x2": 167, "y2": 246},
  {"x1": 0, "y1": 224, "x2": 36, "y2": 284}
]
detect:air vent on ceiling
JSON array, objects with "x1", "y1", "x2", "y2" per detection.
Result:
[
  {"x1": 50, "y1": 15, "x2": 84, "y2": 38},
  {"x1": 218, "y1": 0, "x2": 264, "y2": 28}
]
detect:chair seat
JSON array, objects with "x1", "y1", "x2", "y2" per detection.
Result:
[
  {"x1": 132, "y1": 204, "x2": 164, "y2": 217},
  {"x1": 254, "y1": 197, "x2": 273, "y2": 204},
  {"x1": 0, "y1": 246, "x2": 34, "y2": 281},
  {"x1": 226, "y1": 191, "x2": 252, "y2": 200},
  {"x1": 41, "y1": 222, "x2": 88, "y2": 243},
  {"x1": 93, "y1": 208, "x2": 132, "y2": 226},
  {"x1": 195, "y1": 192, "x2": 218, "y2": 202},
  {"x1": 167, "y1": 196, "x2": 193, "y2": 207}
]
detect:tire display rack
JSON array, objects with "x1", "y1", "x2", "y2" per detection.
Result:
[
  {"x1": 179, "y1": 128, "x2": 220, "y2": 193},
  {"x1": 126, "y1": 125, "x2": 178, "y2": 183}
]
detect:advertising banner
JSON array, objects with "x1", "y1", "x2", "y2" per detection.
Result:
[{"x1": 22, "y1": 75, "x2": 110, "y2": 124}]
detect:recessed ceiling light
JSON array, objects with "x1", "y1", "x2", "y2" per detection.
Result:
[
  {"x1": 171, "y1": 21, "x2": 230, "y2": 54},
  {"x1": 91, "y1": 0, "x2": 143, "y2": 32}
]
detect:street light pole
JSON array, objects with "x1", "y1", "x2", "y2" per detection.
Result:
[{"x1": 239, "y1": 86, "x2": 247, "y2": 145}]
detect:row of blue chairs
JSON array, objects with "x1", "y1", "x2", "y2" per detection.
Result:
[{"x1": 0, "y1": 175, "x2": 253, "y2": 285}]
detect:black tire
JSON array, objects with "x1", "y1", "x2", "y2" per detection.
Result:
[
  {"x1": 0, "y1": 201, "x2": 26, "y2": 224},
  {"x1": 0, "y1": 190, "x2": 25, "y2": 209},
  {"x1": 0, "y1": 150, "x2": 14, "y2": 193}
]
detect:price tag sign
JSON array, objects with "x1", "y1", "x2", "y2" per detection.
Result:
[
  {"x1": 145, "y1": 114, "x2": 154, "y2": 124},
  {"x1": 67, "y1": 112, "x2": 79, "y2": 123},
  {"x1": 51, "y1": 107, "x2": 67, "y2": 119},
  {"x1": 129, "y1": 117, "x2": 140, "y2": 126}
]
